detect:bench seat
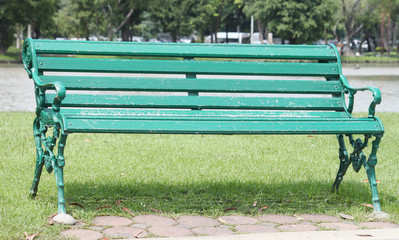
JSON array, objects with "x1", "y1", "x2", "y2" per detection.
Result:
[{"x1": 39, "y1": 108, "x2": 383, "y2": 134}]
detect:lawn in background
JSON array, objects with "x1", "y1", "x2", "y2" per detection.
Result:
[{"x1": 0, "y1": 112, "x2": 398, "y2": 239}]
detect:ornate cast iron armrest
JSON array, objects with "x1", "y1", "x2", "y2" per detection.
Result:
[
  {"x1": 32, "y1": 71, "x2": 66, "y2": 130},
  {"x1": 32, "y1": 72, "x2": 66, "y2": 101},
  {"x1": 340, "y1": 75, "x2": 381, "y2": 117}
]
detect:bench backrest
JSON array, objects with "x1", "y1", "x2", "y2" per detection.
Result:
[{"x1": 23, "y1": 39, "x2": 345, "y2": 112}]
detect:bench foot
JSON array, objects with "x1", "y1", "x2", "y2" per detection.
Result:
[
  {"x1": 371, "y1": 211, "x2": 390, "y2": 220},
  {"x1": 53, "y1": 214, "x2": 77, "y2": 225}
]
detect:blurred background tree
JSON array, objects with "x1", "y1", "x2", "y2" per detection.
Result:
[
  {"x1": 0, "y1": 0, "x2": 32, "y2": 53},
  {"x1": 1, "y1": 0, "x2": 399, "y2": 56}
]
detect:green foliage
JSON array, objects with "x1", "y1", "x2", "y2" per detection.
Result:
[
  {"x1": 54, "y1": 0, "x2": 150, "y2": 40},
  {"x1": 145, "y1": 0, "x2": 246, "y2": 43},
  {"x1": 148, "y1": 0, "x2": 193, "y2": 42},
  {"x1": 0, "y1": 46, "x2": 21, "y2": 62},
  {"x1": 183, "y1": 0, "x2": 216, "y2": 42},
  {"x1": 2, "y1": 0, "x2": 399, "y2": 52},
  {"x1": 245, "y1": 0, "x2": 337, "y2": 44},
  {"x1": 30, "y1": 0, "x2": 58, "y2": 38},
  {"x1": 98, "y1": 0, "x2": 149, "y2": 40},
  {"x1": 54, "y1": 0, "x2": 80, "y2": 38},
  {"x1": 340, "y1": 0, "x2": 379, "y2": 55},
  {"x1": 0, "y1": 0, "x2": 33, "y2": 53}
]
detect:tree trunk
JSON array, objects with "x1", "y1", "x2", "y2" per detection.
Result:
[
  {"x1": 86, "y1": 21, "x2": 90, "y2": 41},
  {"x1": 28, "y1": 24, "x2": 32, "y2": 38},
  {"x1": 343, "y1": 35, "x2": 354, "y2": 57},
  {"x1": 107, "y1": 22, "x2": 114, "y2": 41},
  {"x1": 366, "y1": 38, "x2": 372, "y2": 52},
  {"x1": 333, "y1": 21, "x2": 339, "y2": 43},
  {"x1": 380, "y1": 12, "x2": 386, "y2": 54},
  {"x1": 225, "y1": 24, "x2": 229, "y2": 44},
  {"x1": 213, "y1": 1, "x2": 223, "y2": 44},
  {"x1": 393, "y1": 20, "x2": 398, "y2": 54},
  {"x1": 34, "y1": 26, "x2": 41, "y2": 39},
  {"x1": 324, "y1": 28, "x2": 327, "y2": 45},
  {"x1": 358, "y1": 37, "x2": 366, "y2": 53},
  {"x1": 95, "y1": 11, "x2": 99, "y2": 39},
  {"x1": 371, "y1": 36, "x2": 378, "y2": 52},
  {"x1": 256, "y1": 20, "x2": 264, "y2": 44},
  {"x1": 341, "y1": 0, "x2": 362, "y2": 56},
  {"x1": 387, "y1": 11, "x2": 391, "y2": 56},
  {"x1": 200, "y1": 30, "x2": 205, "y2": 43},
  {"x1": 15, "y1": 25, "x2": 22, "y2": 49},
  {"x1": 0, "y1": 26, "x2": 10, "y2": 54}
]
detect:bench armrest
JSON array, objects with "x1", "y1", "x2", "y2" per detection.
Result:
[
  {"x1": 32, "y1": 72, "x2": 66, "y2": 102},
  {"x1": 340, "y1": 75, "x2": 381, "y2": 117},
  {"x1": 32, "y1": 71, "x2": 66, "y2": 130}
]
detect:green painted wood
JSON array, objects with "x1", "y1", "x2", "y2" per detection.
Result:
[
  {"x1": 36, "y1": 57, "x2": 339, "y2": 77},
  {"x1": 45, "y1": 94, "x2": 344, "y2": 110},
  {"x1": 57, "y1": 109, "x2": 351, "y2": 122},
  {"x1": 40, "y1": 76, "x2": 343, "y2": 94},
  {"x1": 63, "y1": 118, "x2": 383, "y2": 134},
  {"x1": 23, "y1": 38, "x2": 388, "y2": 218},
  {"x1": 31, "y1": 39, "x2": 337, "y2": 60},
  {"x1": 58, "y1": 108, "x2": 350, "y2": 120}
]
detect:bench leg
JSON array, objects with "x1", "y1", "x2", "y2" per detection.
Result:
[
  {"x1": 54, "y1": 132, "x2": 67, "y2": 215},
  {"x1": 364, "y1": 135, "x2": 389, "y2": 219},
  {"x1": 332, "y1": 134, "x2": 350, "y2": 192},
  {"x1": 52, "y1": 132, "x2": 76, "y2": 225},
  {"x1": 30, "y1": 118, "x2": 45, "y2": 198},
  {"x1": 332, "y1": 134, "x2": 389, "y2": 219}
]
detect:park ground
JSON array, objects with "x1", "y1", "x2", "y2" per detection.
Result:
[{"x1": 1, "y1": 112, "x2": 398, "y2": 239}]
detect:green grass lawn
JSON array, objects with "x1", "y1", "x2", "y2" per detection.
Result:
[
  {"x1": 0, "y1": 47, "x2": 22, "y2": 62},
  {"x1": 342, "y1": 56, "x2": 399, "y2": 63},
  {"x1": 1, "y1": 112, "x2": 398, "y2": 239}
]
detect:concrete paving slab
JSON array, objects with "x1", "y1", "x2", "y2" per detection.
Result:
[
  {"x1": 93, "y1": 216, "x2": 133, "y2": 227},
  {"x1": 219, "y1": 215, "x2": 259, "y2": 225},
  {"x1": 192, "y1": 226, "x2": 235, "y2": 236},
  {"x1": 235, "y1": 224, "x2": 278, "y2": 233},
  {"x1": 103, "y1": 226, "x2": 147, "y2": 238},
  {"x1": 177, "y1": 215, "x2": 220, "y2": 228},
  {"x1": 134, "y1": 215, "x2": 176, "y2": 226},
  {"x1": 148, "y1": 225, "x2": 193, "y2": 237},
  {"x1": 60, "y1": 229, "x2": 103, "y2": 240},
  {"x1": 130, "y1": 228, "x2": 399, "y2": 240},
  {"x1": 258, "y1": 214, "x2": 299, "y2": 224}
]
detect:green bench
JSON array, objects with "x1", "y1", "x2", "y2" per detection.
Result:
[{"x1": 22, "y1": 38, "x2": 387, "y2": 224}]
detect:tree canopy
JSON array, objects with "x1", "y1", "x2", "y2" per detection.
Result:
[
  {"x1": 244, "y1": 0, "x2": 337, "y2": 44},
  {"x1": 0, "y1": 0, "x2": 32, "y2": 53},
  {"x1": 1, "y1": 0, "x2": 399, "y2": 56}
]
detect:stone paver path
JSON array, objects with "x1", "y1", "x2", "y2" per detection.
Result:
[{"x1": 60, "y1": 214, "x2": 399, "y2": 240}]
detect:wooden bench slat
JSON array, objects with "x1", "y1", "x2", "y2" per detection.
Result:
[
  {"x1": 33, "y1": 40, "x2": 337, "y2": 60},
  {"x1": 37, "y1": 57, "x2": 339, "y2": 77},
  {"x1": 58, "y1": 109, "x2": 350, "y2": 121},
  {"x1": 45, "y1": 94, "x2": 344, "y2": 110},
  {"x1": 64, "y1": 118, "x2": 382, "y2": 134},
  {"x1": 40, "y1": 76, "x2": 343, "y2": 94}
]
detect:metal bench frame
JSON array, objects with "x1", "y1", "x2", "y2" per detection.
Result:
[{"x1": 22, "y1": 38, "x2": 387, "y2": 223}]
